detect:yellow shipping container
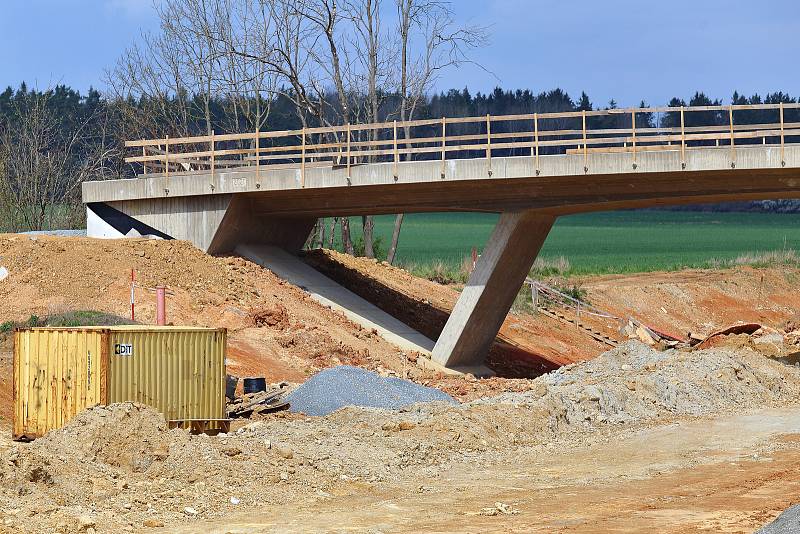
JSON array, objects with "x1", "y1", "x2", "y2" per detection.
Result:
[{"x1": 13, "y1": 326, "x2": 227, "y2": 440}]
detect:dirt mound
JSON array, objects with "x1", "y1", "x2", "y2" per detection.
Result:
[
  {"x1": 479, "y1": 341, "x2": 800, "y2": 428},
  {"x1": 0, "y1": 236, "x2": 458, "y2": 405},
  {"x1": 0, "y1": 343, "x2": 797, "y2": 532},
  {"x1": 34, "y1": 403, "x2": 172, "y2": 473}
]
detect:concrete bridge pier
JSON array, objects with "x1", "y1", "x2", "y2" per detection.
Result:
[{"x1": 431, "y1": 211, "x2": 556, "y2": 375}]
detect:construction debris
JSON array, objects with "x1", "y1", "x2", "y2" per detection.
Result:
[
  {"x1": 227, "y1": 388, "x2": 290, "y2": 418},
  {"x1": 695, "y1": 322, "x2": 763, "y2": 349}
]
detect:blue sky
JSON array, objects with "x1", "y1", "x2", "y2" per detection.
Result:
[{"x1": 2, "y1": 0, "x2": 799, "y2": 107}]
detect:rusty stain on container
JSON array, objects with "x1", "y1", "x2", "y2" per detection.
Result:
[{"x1": 13, "y1": 326, "x2": 227, "y2": 440}]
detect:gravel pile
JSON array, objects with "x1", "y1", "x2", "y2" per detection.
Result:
[
  {"x1": 757, "y1": 505, "x2": 800, "y2": 533},
  {"x1": 285, "y1": 365, "x2": 456, "y2": 416},
  {"x1": 476, "y1": 341, "x2": 800, "y2": 429}
]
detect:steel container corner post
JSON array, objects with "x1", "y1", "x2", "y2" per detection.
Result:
[{"x1": 13, "y1": 326, "x2": 227, "y2": 440}]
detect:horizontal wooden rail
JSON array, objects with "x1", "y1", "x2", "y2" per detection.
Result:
[{"x1": 125, "y1": 103, "x2": 800, "y2": 179}]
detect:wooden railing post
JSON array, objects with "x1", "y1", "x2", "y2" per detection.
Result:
[
  {"x1": 486, "y1": 114, "x2": 492, "y2": 175},
  {"x1": 255, "y1": 126, "x2": 260, "y2": 179},
  {"x1": 631, "y1": 110, "x2": 637, "y2": 170},
  {"x1": 780, "y1": 102, "x2": 786, "y2": 167},
  {"x1": 680, "y1": 106, "x2": 686, "y2": 169},
  {"x1": 582, "y1": 110, "x2": 588, "y2": 173},
  {"x1": 210, "y1": 130, "x2": 216, "y2": 178},
  {"x1": 393, "y1": 120, "x2": 399, "y2": 179},
  {"x1": 729, "y1": 105, "x2": 736, "y2": 168},
  {"x1": 346, "y1": 123, "x2": 351, "y2": 180},
  {"x1": 142, "y1": 146, "x2": 147, "y2": 176},
  {"x1": 301, "y1": 127, "x2": 306, "y2": 188},
  {"x1": 165, "y1": 135, "x2": 170, "y2": 179},
  {"x1": 534, "y1": 113, "x2": 540, "y2": 175},
  {"x1": 441, "y1": 117, "x2": 447, "y2": 179}
]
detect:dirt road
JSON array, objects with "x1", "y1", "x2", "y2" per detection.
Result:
[{"x1": 167, "y1": 408, "x2": 800, "y2": 533}]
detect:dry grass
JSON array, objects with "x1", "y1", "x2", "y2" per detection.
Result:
[{"x1": 707, "y1": 248, "x2": 800, "y2": 269}]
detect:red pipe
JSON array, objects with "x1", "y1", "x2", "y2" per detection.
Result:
[{"x1": 156, "y1": 286, "x2": 166, "y2": 326}]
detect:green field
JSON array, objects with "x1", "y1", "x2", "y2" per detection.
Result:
[{"x1": 336, "y1": 211, "x2": 800, "y2": 276}]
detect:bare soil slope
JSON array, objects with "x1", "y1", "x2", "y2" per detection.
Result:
[{"x1": 0, "y1": 235, "x2": 536, "y2": 416}]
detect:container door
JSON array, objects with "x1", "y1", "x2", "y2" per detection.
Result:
[{"x1": 13, "y1": 329, "x2": 105, "y2": 439}]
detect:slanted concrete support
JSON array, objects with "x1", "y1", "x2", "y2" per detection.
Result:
[{"x1": 431, "y1": 210, "x2": 556, "y2": 374}]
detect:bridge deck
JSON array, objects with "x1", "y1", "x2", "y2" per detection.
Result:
[{"x1": 81, "y1": 103, "x2": 800, "y2": 375}]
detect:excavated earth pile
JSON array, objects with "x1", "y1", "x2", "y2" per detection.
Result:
[{"x1": 0, "y1": 342, "x2": 798, "y2": 532}]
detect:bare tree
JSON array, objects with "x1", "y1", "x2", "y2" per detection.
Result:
[
  {"x1": 386, "y1": 0, "x2": 488, "y2": 264},
  {"x1": 0, "y1": 91, "x2": 116, "y2": 231},
  {"x1": 106, "y1": 0, "x2": 486, "y2": 259}
]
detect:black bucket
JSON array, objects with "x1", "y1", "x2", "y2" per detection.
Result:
[
  {"x1": 225, "y1": 375, "x2": 239, "y2": 400},
  {"x1": 243, "y1": 377, "x2": 267, "y2": 394}
]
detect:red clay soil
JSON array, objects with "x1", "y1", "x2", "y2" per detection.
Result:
[{"x1": 579, "y1": 267, "x2": 800, "y2": 338}]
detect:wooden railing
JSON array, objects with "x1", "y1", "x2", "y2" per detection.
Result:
[{"x1": 125, "y1": 102, "x2": 800, "y2": 184}]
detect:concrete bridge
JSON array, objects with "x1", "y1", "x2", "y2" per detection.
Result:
[{"x1": 83, "y1": 103, "x2": 800, "y2": 375}]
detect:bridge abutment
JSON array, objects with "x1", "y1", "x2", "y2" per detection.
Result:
[
  {"x1": 87, "y1": 195, "x2": 316, "y2": 255},
  {"x1": 431, "y1": 211, "x2": 556, "y2": 374}
]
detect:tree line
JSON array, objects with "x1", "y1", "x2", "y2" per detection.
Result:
[
  {"x1": 1, "y1": 0, "x2": 799, "y2": 256},
  {"x1": 2, "y1": 82, "x2": 799, "y2": 244}
]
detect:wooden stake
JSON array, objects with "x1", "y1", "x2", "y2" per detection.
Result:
[
  {"x1": 680, "y1": 106, "x2": 686, "y2": 169},
  {"x1": 780, "y1": 102, "x2": 785, "y2": 166},
  {"x1": 729, "y1": 105, "x2": 736, "y2": 167},
  {"x1": 582, "y1": 111, "x2": 588, "y2": 173},
  {"x1": 441, "y1": 117, "x2": 446, "y2": 178},
  {"x1": 301, "y1": 127, "x2": 306, "y2": 188},
  {"x1": 534, "y1": 113, "x2": 540, "y2": 175},
  {"x1": 210, "y1": 130, "x2": 216, "y2": 178},
  {"x1": 631, "y1": 110, "x2": 637, "y2": 169},
  {"x1": 165, "y1": 135, "x2": 169, "y2": 179},
  {"x1": 393, "y1": 120, "x2": 399, "y2": 179},
  {"x1": 255, "y1": 127, "x2": 260, "y2": 179},
  {"x1": 486, "y1": 114, "x2": 492, "y2": 174},
  {"x1": 346, "y1": 123, "x2": 351, "y2": 179}
]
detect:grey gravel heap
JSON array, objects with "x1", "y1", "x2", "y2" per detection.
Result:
[
  {"x1": 285, "y1": 365, "x2": 456, "y2": 416},
  {"x1": 757, "y1": 505, "x2": 800, "y2": 534}
]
